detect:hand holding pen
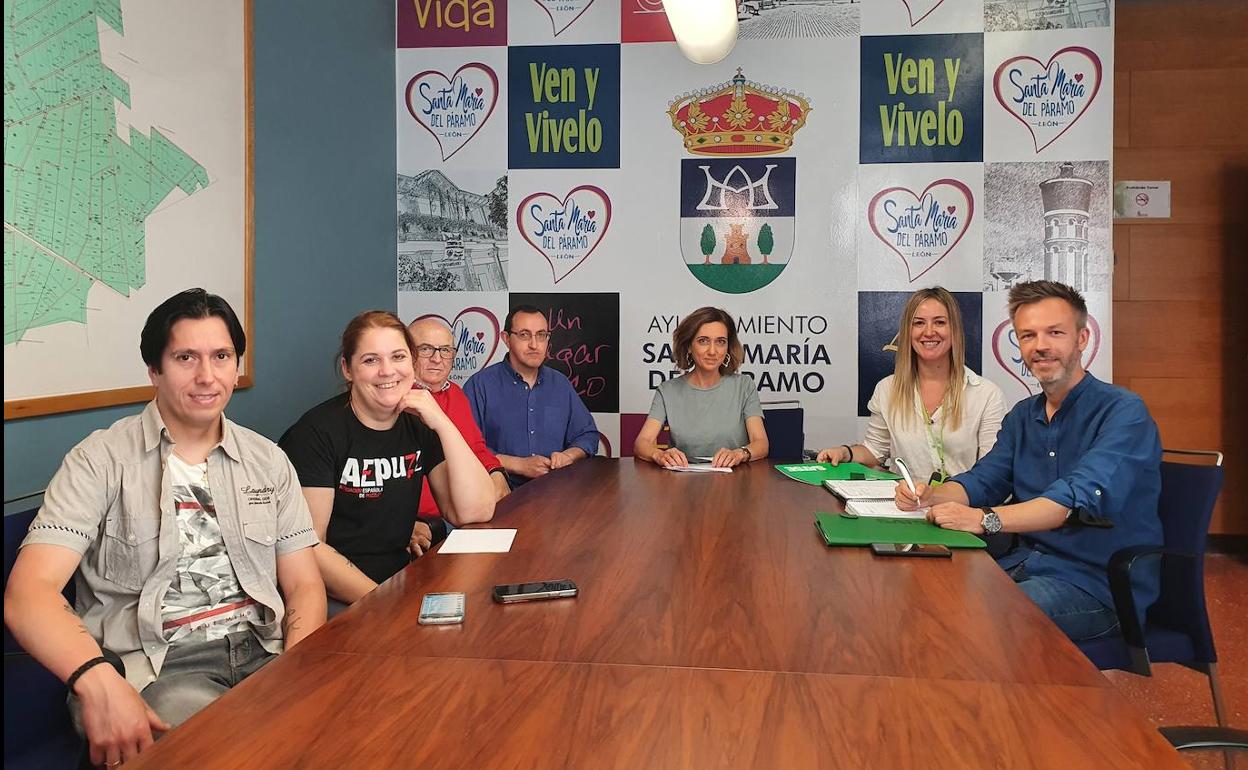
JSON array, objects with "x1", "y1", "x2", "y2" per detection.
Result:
[{"x1": 893, "y1": 458, "x2": 930, "y2": 512}]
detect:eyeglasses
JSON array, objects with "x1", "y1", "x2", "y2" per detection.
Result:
[
  {"x1": 505, "y1": 330, "x2": 551, "y2": 343},
  {"x1": 415, "y1": 344, "x2": 457, "y2": 359}
]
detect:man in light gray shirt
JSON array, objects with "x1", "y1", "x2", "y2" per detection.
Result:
[{"x1": 4, "y1": 289, "x2": 325, "y2": 768}]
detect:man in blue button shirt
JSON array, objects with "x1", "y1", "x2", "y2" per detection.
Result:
[
  {"x1": 465, "y1": 305, "x2": 599, "y2": 487},
  {"x1": 896, "y1": 281, "x2": 1162, "y2": 641}
]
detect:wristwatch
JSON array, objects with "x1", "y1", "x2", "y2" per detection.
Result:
[
  {"x1": 738, "y1": 446, "x2": 752, "y2": 462},
  {"x1": 980, "y1": 507, "x2": 1003, "y2": 535}
]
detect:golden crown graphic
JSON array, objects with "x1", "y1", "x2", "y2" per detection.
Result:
[{"x1": 668, "y1": 68, "x2": 811, "y2": 156}]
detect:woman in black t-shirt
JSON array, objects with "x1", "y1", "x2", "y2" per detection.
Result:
[{"x1": 280, "y1": 311, "x2": 494, "y2": 607}]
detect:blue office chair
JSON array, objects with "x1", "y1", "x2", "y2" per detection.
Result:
[{"x1": 1077, "y1": 449, "x2": 1245, "y2": 755}]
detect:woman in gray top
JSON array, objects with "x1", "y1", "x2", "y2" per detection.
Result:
[{"x1": 634, "y1": 307, "x2": 769, "y2": 468}]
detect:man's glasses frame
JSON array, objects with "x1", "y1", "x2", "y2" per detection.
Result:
[
  {"x1": 505, "y1": 330, "x2": 551, "y2": 343},
  {"x1": 415, "y1": 344, "x2": 457, "y2": 359}
]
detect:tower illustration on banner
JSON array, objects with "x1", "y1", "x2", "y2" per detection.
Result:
[
  {"x1": 669, "y1": 69, "x2": 810, "y2": 294},
  {"x1": 987, "y1": 161, "x2": 1093, "y2": 292},
  {"x1": 1040, "y1": 162, "x2": 1091, "y2": 291}
]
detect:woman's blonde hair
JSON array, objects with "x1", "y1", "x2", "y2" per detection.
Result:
[{"x1": 888, "y1": 287, "x2": 966, "y2": 430}]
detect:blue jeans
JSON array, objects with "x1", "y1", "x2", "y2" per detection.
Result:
[{"x1": 1006, "y1": 560, "x2": 1119, "y2": 642}]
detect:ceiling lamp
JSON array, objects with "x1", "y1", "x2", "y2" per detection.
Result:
[{"x1": 665, "y1": 0, "x2": 739, "y2": 65}]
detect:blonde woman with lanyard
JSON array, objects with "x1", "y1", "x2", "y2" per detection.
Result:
[{"x1": 817, "y1": 287, "x2": 1006, "y2": 485}]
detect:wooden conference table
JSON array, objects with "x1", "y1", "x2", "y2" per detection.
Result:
[{"x1": 130, "y1": 459, "x2": 1184, "y2": 769}]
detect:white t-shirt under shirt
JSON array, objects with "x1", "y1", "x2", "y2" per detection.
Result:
[
  {"x1": 647, "y1": 373, "x2": 764, "y2": 458},
  {"x1": 862, "y1": 370, "x2": 1007, "y2": 484},
  {"x1": 160, "y1": 453, "x2": 259, "y2": 644}
]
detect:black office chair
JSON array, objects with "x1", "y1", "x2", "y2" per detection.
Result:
[
  {"x1": 4, "y1": 506, "x2": 82, "y2": 770},
  {"x1": 1076, "y1": 449, "x2": 1244, "y2": 758},
  {"x1": 761, "y1": 401, "x2": 804, "y2": 462},
  {"x1": 4, "y1": 506, "x2": 127, "y2": 770}
]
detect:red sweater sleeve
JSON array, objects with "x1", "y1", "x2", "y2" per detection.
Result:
[{"x1": 419, "y1": 384, "x2": 503, "y2": 518}]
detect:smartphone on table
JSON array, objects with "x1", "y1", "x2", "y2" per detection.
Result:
[
  {"x1": 869, "y1": 543, "x2": 952, "y2": 558},
  {"x1": 418, "y1": 592, "x2": 465, "y2": 624},
  {"x1": 492, "y1": 579, "x2": 579, "y2": 604}
]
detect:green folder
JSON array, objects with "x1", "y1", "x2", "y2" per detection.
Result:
[
  {"x1": 775, "y1": 462, "x2": 901, "y2": 486},
  {"x1": 814, "y1": 512, "x2": 986, "y2": 549}
]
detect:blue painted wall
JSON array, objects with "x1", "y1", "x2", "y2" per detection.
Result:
[{"x1": 3, "y1": 0, "x2": 397, "y2": 510}]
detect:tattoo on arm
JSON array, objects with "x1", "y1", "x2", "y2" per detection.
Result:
[
  {"x1": 62, "y1": 600, "x2": 92, "y2": 637},
  {"x1": 283, "y1": 607, "x2": 302, "y2": 637},
  {"x1": 322, "y1": 543, "x2": 373, "y2": 582},
  {"x1": 338, "y1": 547, "x2": 372, "y2": 582}
]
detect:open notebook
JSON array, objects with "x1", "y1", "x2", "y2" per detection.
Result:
[
  {"x1": 841, "y1": 500, "x2": 926, "y2": 519},
  {"x1": 823, "y1": 480, "x2": 924, "y2": 519},
  {"x1": 822, "y1": 480, "x2": 898, "y2": 500}
]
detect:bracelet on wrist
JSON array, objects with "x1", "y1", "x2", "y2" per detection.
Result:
[
  {"x1": 66, "y1": 656, "x2": 110, "y2": 693},
  {"x1": 842, "y1": 444, "x2": 854, "y2": 461}
]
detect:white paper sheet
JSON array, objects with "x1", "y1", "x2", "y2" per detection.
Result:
[
  {"x1": 439, "y1": 528, "x2": 517, "y2": 554},
  {"x1": 664, "y1": 464, "x2": 732, "y2": 473}
]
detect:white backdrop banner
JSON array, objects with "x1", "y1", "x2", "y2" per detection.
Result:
[{"x1": 396, "y1": 0, "x2": 1114, "y2": 455}]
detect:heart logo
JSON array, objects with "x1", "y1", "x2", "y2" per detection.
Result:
[
  {"x1": 414, "y1": 307, "x2": 501, "y2": 385},
  {"x1": 900, "y1": 0, "x2": 946, "y2": 27},
  {"x1": 533, "y1": 0, "x2": 596, "y2": 36},
  {"x1": 993, "y1": 46, "x2": 1102, "y2": 153},
  {"x1": 991, "y1": 313, "x2": 1101, "y2": 396},
  {"x1": 517, "y1": 185, "x2": 612, "y2": 284},
  {"x1": 867, "y1": 179, "x2": 974, "y2": 283},
  {"x1": 405, "y1": 63, "x2": 499, "y2": 161}
]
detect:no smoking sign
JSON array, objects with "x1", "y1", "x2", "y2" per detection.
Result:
[{"x1": 1115, "y1": 181, "x2": 1170, "y2": 219}]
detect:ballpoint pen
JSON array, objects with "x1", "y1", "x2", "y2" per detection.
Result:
[{"x1": 894, "y1": 457, "x2": 926, "y2": 511}]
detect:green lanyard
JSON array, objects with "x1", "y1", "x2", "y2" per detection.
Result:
[{"x1": 920, "y1": 403, "x2": 948, "y2": 484}]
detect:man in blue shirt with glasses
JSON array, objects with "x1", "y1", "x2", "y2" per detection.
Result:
[
  {"x1": 465, "y1": 305, "x2": 599, "y2": 487},
  {"x1": 896, "y1": 281, "x2": 1162, "y2": 641}
]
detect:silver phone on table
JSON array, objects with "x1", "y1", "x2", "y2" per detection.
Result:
[{"x1": 418, "y1": 592, "x2": 465, "y2": 624}]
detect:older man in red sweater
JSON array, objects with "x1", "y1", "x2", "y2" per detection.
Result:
[{"x1": 408, "y1": 318, "x2": 510, "y2": 548}]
